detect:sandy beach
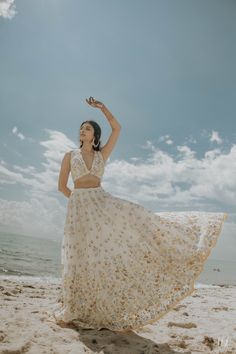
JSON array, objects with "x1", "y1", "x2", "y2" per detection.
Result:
[{"x1": 0, "y1": 276, "x2": 235, "y2": 354}]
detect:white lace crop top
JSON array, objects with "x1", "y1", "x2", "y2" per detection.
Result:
[{"x1": 70, "y1": 148, "x2": 105, "y2": 182}]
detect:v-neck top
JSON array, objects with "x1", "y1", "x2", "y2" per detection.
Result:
[{"x1": 70, "y1": 148, "x2": 105, "y2": 182}]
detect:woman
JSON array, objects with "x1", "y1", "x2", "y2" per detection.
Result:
[{"x1": 51, "y1": 96, "x2": 228, "y2": 333}]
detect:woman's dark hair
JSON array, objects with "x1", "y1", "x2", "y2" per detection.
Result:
[{"x1": 79, "y1": 120, "x2": 102, "y2": 151}]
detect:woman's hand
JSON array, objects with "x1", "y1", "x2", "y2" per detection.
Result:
[{"x1": 85, "y1": 96, "x2": 104, "y2": 109}]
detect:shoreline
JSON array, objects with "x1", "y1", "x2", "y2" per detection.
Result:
[{"x1": 1, "y1": 273, "x2": 235, "y2": 287}]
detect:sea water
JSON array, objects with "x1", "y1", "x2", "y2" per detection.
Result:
[{"x1": 0, "y1": 231, "x2": 235, "y2": 286}]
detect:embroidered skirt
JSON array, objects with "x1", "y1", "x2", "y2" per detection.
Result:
[{"x1": 50, "y1": 185, "x2": 228, "y2": 332}]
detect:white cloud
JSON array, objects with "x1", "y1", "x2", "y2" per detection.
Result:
[
  {"x1": 0, "y1": 130, "x2": 235, "y2": 249},
  {"x1": 158, "y1": 134, "x2": 170, "y2": 142},
  {"x1": 210, "y1": 130, "x2": 223, "y2": 144},
  {"x1": 158, "y1": 134, "x2": 174, "y2": 145},
  {"x1": 102, "y1": 142, "x2": 236, "y2": 211},
  {"x1": 183, "y1": 135, "x2": 197, "y2": 145},
  {"x1": 12, "y1": 126, "x2": 25, "y2": 140},
  {"x1": 165, "y1": 139, "x2": 173, "y2": 145},
  {"x1": 0, "y1": 197, "x2": 65, "y2": 241},
  {"x1": 0, "y1": 128, "x2": 77, "y2": 239},
  {"x1": 0, "y1": 163, "x2": 34, "y2": 186},
  {"x1": 176, "y1": 145, "x2": 196, "y2": 159},
  {"x1": 140, "y1": 140, "x2": 156, "y2": 151},
  {"x1": 0, "y1": 0, "x2": 17, "y2": 19}
]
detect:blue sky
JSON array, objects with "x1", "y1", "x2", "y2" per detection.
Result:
[{"x1": 0, "y1": 0, "x2": 235, "y2": 261}]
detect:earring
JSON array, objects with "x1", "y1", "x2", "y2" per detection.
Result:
[{"x1": 92, "y1": 138, "x2": 100, "y2": 148}]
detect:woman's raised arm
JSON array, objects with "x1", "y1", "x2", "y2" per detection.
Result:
[{"x1": 85, "y1": 97, "x2": 121, "y2": 161}]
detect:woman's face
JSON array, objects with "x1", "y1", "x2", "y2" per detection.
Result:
[{"x1": 80, "y1": 123, "x2": 95, "y2": 143}]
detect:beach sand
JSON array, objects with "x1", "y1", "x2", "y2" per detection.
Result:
[{"x1": 0, "y1": 276, "x2": 235, "y2": 354}]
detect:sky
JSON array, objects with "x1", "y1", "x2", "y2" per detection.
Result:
[{"x1": 0, "y1": 0, "x2": 236, "y2": 261}]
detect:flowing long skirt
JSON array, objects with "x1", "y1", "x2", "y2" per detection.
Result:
[{"x1": 51, "y1": 186, "x2": 228, "y2": 332}]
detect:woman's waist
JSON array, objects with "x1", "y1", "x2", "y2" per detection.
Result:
[
  {"x1": 74, "y1": 176, "x2": 101, "y2": 187},
  {"x1": 74, "y1": 186, "x2": 102, "y2": 190},
  {"x1": 72, "y1": 185, "x2": 103, "y2": 192}
]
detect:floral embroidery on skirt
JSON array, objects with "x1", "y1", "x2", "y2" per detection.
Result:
[{"x1": 50, "y1": 186, "x2": 228, "y2": 332}]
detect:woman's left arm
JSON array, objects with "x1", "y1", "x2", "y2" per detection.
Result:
[
  {"x1": 85, "y1": 97, "x2": 122, "y2": 161},
  {"x1": 100, "y1": 104, "x2": 121, "y2": 130},
  {"x1": 85, "y1": 96, "x2": 121, "y2": 130}
]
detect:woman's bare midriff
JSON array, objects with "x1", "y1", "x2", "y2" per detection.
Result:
[{"x1": 74, "y1": 175, "x2": 101, "y2": 189}]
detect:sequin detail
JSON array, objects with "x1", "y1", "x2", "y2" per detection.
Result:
[
  {"x1": 50, "y1": 186, "x2": 228, "y2": 332},
  {"x1": 70, "y1": 148, "x2": 105, "y2": 182}
]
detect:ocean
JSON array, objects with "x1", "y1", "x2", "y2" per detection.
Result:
[{"x1": 0, "y1": 231, "x2": 235, "y2": 286}]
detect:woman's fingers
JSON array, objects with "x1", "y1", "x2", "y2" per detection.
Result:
[
  {"x1": 85, "y1": 97, "x2": 101, "y2": 107},
  {"x1": 86, "y1": 98, "x2": 93, "y2": 105}
]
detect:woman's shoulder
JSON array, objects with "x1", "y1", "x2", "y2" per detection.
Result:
[
  {"x1": 65, "y1": 149, "x2": 76, "y2": 159},
  {"x1": 68, "y1": 148, "x2": 79, "y2": 154}
]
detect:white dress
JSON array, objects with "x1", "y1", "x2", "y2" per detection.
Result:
[{"x1": 50, "y1": 147, "x2": 228, "y2": 332}]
